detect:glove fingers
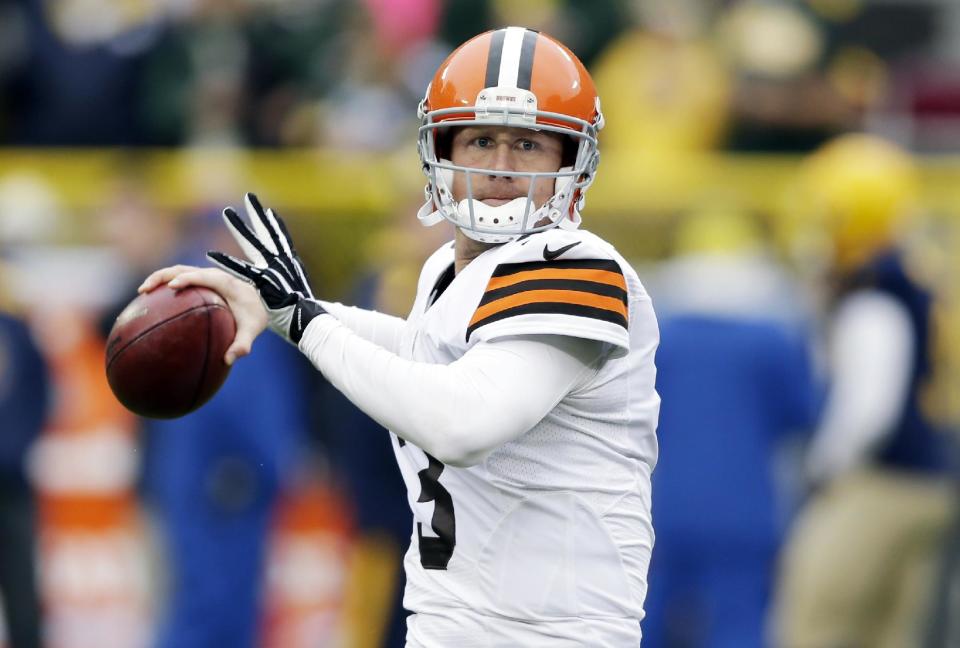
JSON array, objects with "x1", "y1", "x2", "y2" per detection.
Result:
[
  {"x1": 211, "y1": 250, "x2": 291, "y2": 309},
  {"x1": 245, "y1": 195, "x2": 308, "y2": 295},
  {"x1": 207, "y1": 250, "x2": 259, "y2": 284},
  {"x1": 265, "y1": 207, "x2": 295, "y2": 257},
  {"x1": 248, "y1": 195, "x2": 304, "y2": 292},
  {"x1": 223, "y1": 207, "x2": 272, "y2": 267},
  {"x1": 245, "y1": 193, "x2": 283, "y2": 256},
  {"x1": 260, "y1": 205, "x2": 303, "y2": 291},
  {"x1": 263, "y1": 265, "x2": 300, "y2": 298},
  {"x1": 266, "y1": 208, "x2": 313, "y2": 298}
]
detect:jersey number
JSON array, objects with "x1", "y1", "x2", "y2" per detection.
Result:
[{"x1": 415, "y1": 453, "x2": 456, "y2": 570}]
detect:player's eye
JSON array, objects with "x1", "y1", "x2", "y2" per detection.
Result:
[
  {"x1": 474, "y1": 136, "x2": 493, "y2": 148},
  {"x1": 518, "y1": 139, "x2": 538, "y2": 152}
]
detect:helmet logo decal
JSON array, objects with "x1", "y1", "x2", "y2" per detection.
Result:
[
  {"x1": 475, "y1": 87, "x2": 537, "y2": 124},
  {"x1": 485, "y1": 27, "x2": 539, "y2": 91}
]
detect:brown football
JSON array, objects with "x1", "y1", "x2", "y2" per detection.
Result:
[{"x1": 105, "y1": 285, "x2": 236, "y2": 419}]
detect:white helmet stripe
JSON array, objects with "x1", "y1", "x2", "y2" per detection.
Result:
[{"x1": 497, "y1": 27, "x2": 527, "y2": 89}]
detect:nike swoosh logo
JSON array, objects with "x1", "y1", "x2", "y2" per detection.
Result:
[{"x1": 543, "y1": 241, "x2": 581, "y2": 261}]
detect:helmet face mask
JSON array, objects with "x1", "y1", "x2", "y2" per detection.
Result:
[{"x1": 416, "y1": 27, "x2": 604, "y2": 244}]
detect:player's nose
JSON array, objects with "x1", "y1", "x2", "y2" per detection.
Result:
[{"x1": 486, "y1": 144, "x2": 517, "y2": 179}]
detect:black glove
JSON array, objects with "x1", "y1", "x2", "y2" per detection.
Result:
[{"x1": 208, "y1": 193, "x2": 327, "y2": 344}]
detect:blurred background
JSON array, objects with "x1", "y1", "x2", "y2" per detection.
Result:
[{"x1": 0, "y1": 0, "x2": 959, "y2": 647}]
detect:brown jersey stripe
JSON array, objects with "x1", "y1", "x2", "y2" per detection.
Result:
[
  {"x1": 492, "y1": 258, "x2": 623, "y2": 278},
  {"x1": 469, "y1": 289, "x2": 628, "y2": 327},
  {"x1": 479, "y1": 278, "x2": 628, "y2": 308},
  {"x1": 486, "y1": 267, "x2": 626, "y2": 292},
  {"x1": 467, "y1": 302, "x2": 628, "y2": 341}
]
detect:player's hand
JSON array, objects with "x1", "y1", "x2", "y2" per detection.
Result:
[
  {"x1": 207, "y1": 193, "x2": 328, "y2": 345},
  {"x1": 138, "y1": 264, "x2": 268, "y2": 365}
]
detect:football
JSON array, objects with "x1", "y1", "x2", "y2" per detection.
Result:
[{"x1": 105, "y1": 284, "x2": 236, "y2": 419}]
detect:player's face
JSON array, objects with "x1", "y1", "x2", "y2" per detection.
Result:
[{"x1": 449, "y1": 126, "x2": 564, "y2": 209}]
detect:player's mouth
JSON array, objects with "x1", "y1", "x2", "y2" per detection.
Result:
[{"x1": 479, "y1": 195, "x2": 522, "y2": 206}]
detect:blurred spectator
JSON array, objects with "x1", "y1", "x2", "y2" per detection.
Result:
[
  {"x1": 644, "y1": 206, "x2": 818, "y2": 648},
  {"x1": 775, "y1": 134, "x2": 956, "y2": 648},
  {"x1": 487, "y1": 0, "x2": 629, "y2": 67},
  {"x1": 881, "y1": 0, "x2": 960, "y2": 153},
  {"x1": 140, "y1": 0, "x2": 437, "y2": 149},
  {"x1": 718, "y1": 0, "x2": 856, "y2": 152},
  {"x1": 588, "y1": 0, "x2": 731, "y2": 212},
  {"x1": 0, "y1": 178, "x2": 55, "y2": 645},
  {"x1": 140, "y1": 1, "x2": 256, "y2": 147},
  {"x1": 592, "y1": 0, "x2": 731, "y2": 154},
  {"x1": 99, "y1": 175, "x2": 181, "y2": 290},
  {"x1": 719, "y1": 0, "x2": 938, "y2": 152},
  {"x1": 0, "y1": 298, "x2": 50, "y2": 648},
  {"x1": 314, "y1": 5, "x2": 423, "y2": 152},
  {"x1": 1, "y1": 0, "x2": 955, "y2": 151},
  {"x1": 142, "y1": 0, "x2": 346, "y2": 147},
  {"x1": 1, "y1": 0, "x2": 162, "y2": 145}
]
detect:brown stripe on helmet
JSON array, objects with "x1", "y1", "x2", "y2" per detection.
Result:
[
  {"x1": 484, "y1": 29, "x2": 506, "y2": 88},
  {"x1": 516, "y1": 29, "x2": 538, "y2": 90}
]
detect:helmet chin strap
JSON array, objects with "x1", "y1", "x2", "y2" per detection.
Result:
[
  {"x1": 455, "y1": 197, "x2": 531, "y2": 243},
  {"x1": 417, "y1": 200, "x2": 445, "y2": 227}
]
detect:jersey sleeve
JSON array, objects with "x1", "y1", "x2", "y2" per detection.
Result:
[{"x1": 466, "y1": 232, "x2": 631, "y2": 353}]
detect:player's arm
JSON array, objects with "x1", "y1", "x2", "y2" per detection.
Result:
[
  {"x1": 300, "y1": 320, "x2": 603, "y2": 466},
  {"x1": 315, "y1": 301, "x2": 407, "y2": 354},
  {"x1": 805, "y1": 290, "x2": 914, "y2": 483}
]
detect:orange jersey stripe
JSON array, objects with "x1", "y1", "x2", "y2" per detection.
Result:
[
  {"x1": 486, "y1": 268, "x2": 627, "y2": 292},
  {"x1": 469, "y1": 289, "x2": 629, "y2": 327}
]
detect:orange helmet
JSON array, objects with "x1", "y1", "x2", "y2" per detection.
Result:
[{"x1": 417, "y1": 27, "x2": 605, "y2": 243}]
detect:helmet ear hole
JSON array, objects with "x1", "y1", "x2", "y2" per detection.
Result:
[
  {"x1": 561, "y1": 136, "x2": 578, "y2": 168},
  {"x1": 435, "y1": 127, "x2": 455, "y2": 161}
]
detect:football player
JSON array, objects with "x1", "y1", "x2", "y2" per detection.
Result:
[
  {"x1": 775, "y1": 134, "x2": 954, "y2": 648},
  {"x1": 141, "y1": 27, "x2": 660, "y2": 647}
]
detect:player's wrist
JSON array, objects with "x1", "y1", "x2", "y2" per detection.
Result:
[
  {"x1": 295, "y1": 304, "x2": 338, "y2": 361},
  {"x1": 289, "y1": 298, "x2": 329, "y2": 344}
]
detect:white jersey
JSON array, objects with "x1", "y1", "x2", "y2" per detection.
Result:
[{"x1": 391, "y1": 228, "x2": 660, "y2": 646}]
